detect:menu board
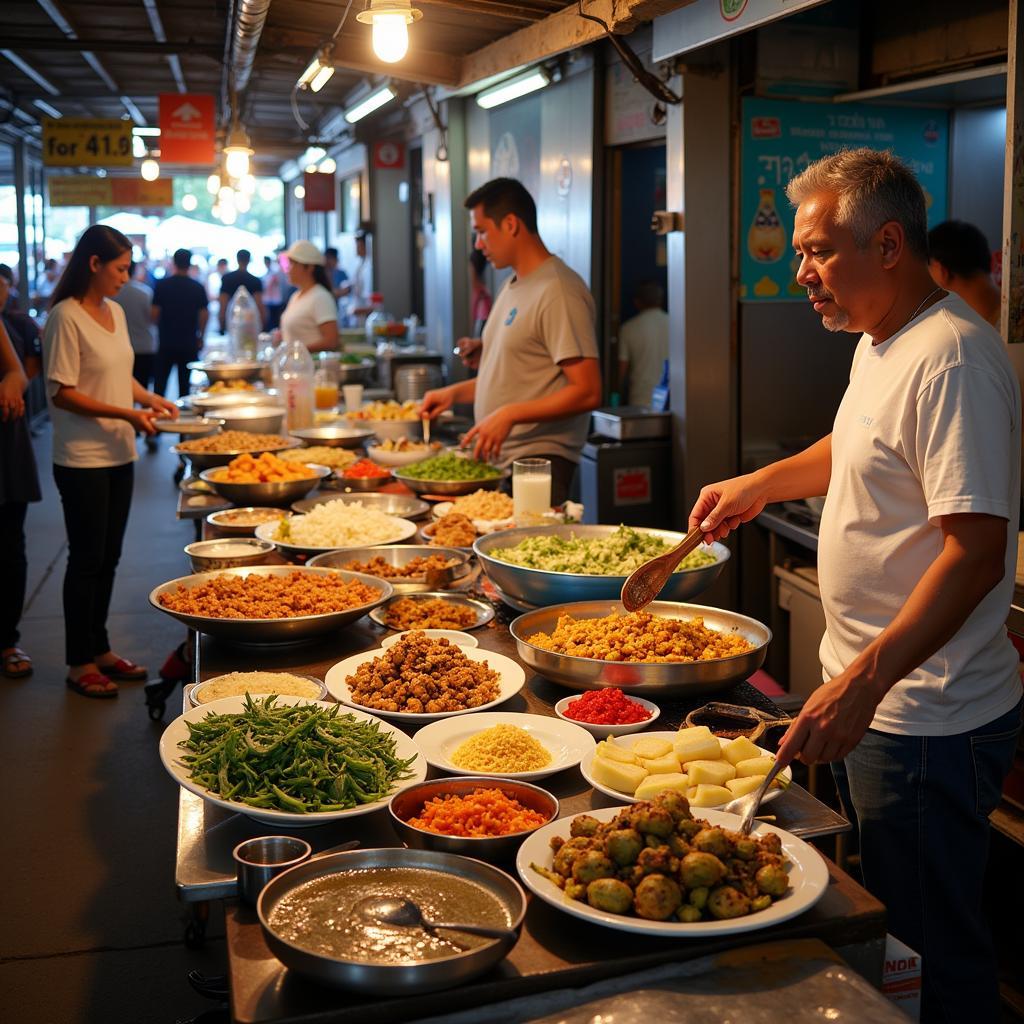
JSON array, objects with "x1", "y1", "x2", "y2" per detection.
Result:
[{"x1": 740, "y1": 98, "x2": 949, "y2": 302}]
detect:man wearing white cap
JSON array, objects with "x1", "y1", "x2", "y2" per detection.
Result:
[{"x1": 279, "y1": 241, "x2": 339, "y2": 353}]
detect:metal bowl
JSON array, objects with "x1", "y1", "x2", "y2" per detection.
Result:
[
  {"x1": 257, "y1": 847, "x2": 525, "y2": 995},
  {"x1": 389, "y1": 777, "x2": 558, "y2": 861},
  {"x1": 187, "y1": 359, "x2": 266, "y2": 383},
  {"x1": 205, "y1": 507, "x2": 287, "y2": 536},
  {"x1": 256, "y1": 512, "x2": 419, "y2": 560},
  {"x1": 188, "y1": 672, "x2": 327, "y2": 708},
  {"x1": 290, "y1": 425, "x2": 376, "y2": 449},
  {"x1": 369, "y1": 592, "x2": 495, "y2": 631},
  {"x1": 365, "y1": 443, "x2": 443, "y2": 468},
  {"x1": 169, "y1": 437, "x2": 301, "y2": 471},
  {"x1": 154, "y1": 416, "x2": 223, "y2": 436},
  {"x1": 329, "y1": 470, "x2": 394, "y2": 493},
  {"x1": 149, "y1": 565, "x2": 393, "y2": 644},
  {"x1": 474, "y1": 525, "x2": 729, "y2": 607},
  {"x1": 198, "y1": 463, "x2": 330, "y2": 506},
  {"x1": 346, "y1": 417, "x2": 421, "y2": 441},
  {"x1": 189, "y1": 389, "x2": 278, "y2": 411},
  {"x1": 509, "y1": 600, "x2": 771, "y2": 698},
  {"x1": 184, "y1": 537, "x2": 275, "y2": 572},
  {"x1": 338, "y1": 358, "x2": 376, "y2": 384},
  {"x1": 393, "y1": 469, "x2": 506, "y2": 496},
  {"x1": 293, "y1": 492, "x2": 431, "y2": 519},
  {"x1": 214, "y1": 404, "x2": 286, "y2": 435},
  {"x1": 308, "y1": 545, "x2": 471, "y2": 592}
]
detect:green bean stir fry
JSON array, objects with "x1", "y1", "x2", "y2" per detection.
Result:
[{"x1": 179, "y1": 695, "x2": 417, "y2": 813}]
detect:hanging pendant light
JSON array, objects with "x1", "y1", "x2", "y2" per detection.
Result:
[
  {"x1": 223, "y1": 123, "x2": 254, "y2": 179},
  {"x1": 356, "y1": 1, "x2": 422, "y2": 64}
]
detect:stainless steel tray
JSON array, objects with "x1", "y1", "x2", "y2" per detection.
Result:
[
  {"x1": 591, "y1": 406, "x2": 671, "y2": 440},
  {"x1": 308, "y1": 545, "x2": 471, "y2": 592},
  {"x1": 370, "y1": 592, "x2": 495, "y2": 630}
]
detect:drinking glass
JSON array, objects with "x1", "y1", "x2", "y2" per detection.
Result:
[{"x1": 513, "y1": 458, "x2": 552, "y2": 524}]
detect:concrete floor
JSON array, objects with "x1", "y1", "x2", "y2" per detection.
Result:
[{"x1": 0, "y1": 425, "x2": 228, "y2": 1024}]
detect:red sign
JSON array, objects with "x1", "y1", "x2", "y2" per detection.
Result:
[
  {"x1": 613, "y1": 467, "x2": 651, "y2": 506},
  {"x1": 159, "y1": 93, "x2": 216, "y2": 164},
  {"x1": 373, "y1": 140, "x2": 405, "y2": 169},
  {"x1": 110, "y1": 178, "x2": 173, "y2": 206},
  {"x1": 751, "y1": 116, "x2": 781, "y2": 139},
  {"x1": 303, "y1": 170, "x2": 336, "y2": 212}
]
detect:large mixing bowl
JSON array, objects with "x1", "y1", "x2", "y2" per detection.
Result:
[
  {"x1": 188, "y1": 389, "x2": 278, "y2": 412},
  {"x1": 293, "y1": 492, "x2": 431, "y2": 519},
  {"x1": 199, "y1": 463, "x2": 330, "y2": 506},
  {"x1": 474, "y1": 525, "x2": 729, "y2": 607},
  {"x1": 214, "y1": 404, "x2": 286, "y2": 435},
  {"x1": 149, "y1": 565, "x2": 393, "y2": 644},
  {"x1": 510, "y1": 599, "x2": 771, "y2": 698},
  {"x1": 187, "y1": 359, "x2": 266, "y2": 383},
  {"x1": 393, "y1": 469, "x2": 506, "y2": 497},
  {"x1": 169, "y1": 437, "x2": 301, "y2": 471},
  {"x1": 257, "y1": 847, "x2": 525, "y2": 994},
  {"x1": 289, "y1": 425, "x2": 376, "y2": 449}
]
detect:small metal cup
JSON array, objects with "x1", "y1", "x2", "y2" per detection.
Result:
[{"x1": 233, "y1": 836, "x2": 312, "y2": 905}]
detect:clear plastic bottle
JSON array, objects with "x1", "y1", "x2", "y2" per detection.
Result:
[
  {"x1": 272, "y1": 337, "x2": 315, "y2": 431},
  {"x1": 227, "y1": 285, "x2": 260, "y2": 359},
  {"x1": 364, "y1": 292, "x2": 388, "y2": 345}
]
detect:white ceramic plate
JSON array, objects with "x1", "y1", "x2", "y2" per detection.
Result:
[
  {"x1": 380, "y1": 629, "x2": 479, "y2": 649},
  {"x1": 159, "y1": 695, "x2": 426, "y2": 827},
  {"x1": 413, "y1": 711, "x2": 597, "y2": 782},
  {"x1": 324, "y1": 647, "x2": 525, "y2": 723},
  {"x1": 432, "y1": 501, "x2": 516, "y2": 535},
  {"x1": 579, "y1": 731, "x2": 792, "y2": 808},
  {"x1": 517, "y1": 805, "x2": 829, "y2": 936},
  {"x1": 366, "y1": 444, "x2": 441, "y2": 468},
  {"x1": 255, "y1": 513, "x2": 418, "y2": 556}
]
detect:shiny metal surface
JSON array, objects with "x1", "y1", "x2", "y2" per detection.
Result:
[
  {"x1": 327, "y1": 472, "x2": 394, "y2": 492},
  {"x1": 214, "y1": 405, "x2": 286, "y2": 435},
  {"x1": 149, "y1": 565, "x2": 393, "y2": 644},
  {"x1": 257, "y1": 848, "x2": 525, "y2": 994},
  {"x1": 338, "y1": 359, "x2": 376, "y2": 384},
  {"x1": 389, "y1": 777, "x2": 558, "y2": 861},
  {"x1": 187, "y1": 673, "x2": 327, "y2": 708},
  {"x1": 289, "y1": 425, "x2": 376, "y2": 448},
  {"x1": 154, "y1": 416, "x2": 223, "y2": 435},
  {"x1": 188, "y1": 390, "x2": 278, "y2": 411},
  {"x1": 292, "y1": 492, "x2": 430, "y2": 519},
  {"x1": 349, "y1": 418, "x2": 421, "y2": 442},
  {"x1": 234, "y1": 836, "x2": 311, "y2": 906},
  {"x1": 184, "y1": 538, "x2": 274, "y2": 572},
  {"x1": 370, "y1": 592, "x2": 495, "y2": 630},
  {"x1": 474, "y1": 525, "x2": 729, "y2": 607},
  {"x1": 204, "y1": 507, "x2": 284, "y2": 536},
  {"x1": 509, "y1": 600, "x2": 771, "y2": 697},
  {"x1": 308, "y1": 545, "x2": 470, "y2": 592},
  {"x1": 187, "y1": 360, "x2": 266, "y2": 382},
  {"x1": 169, "y1": 438, "x2": 301, "y2": 471},
  {"x1": 393, "y1": 469, "x2": 506, "y2": 496},
  {"x1": 198, "y1": 464, "x2": 330, "y2": 506}
]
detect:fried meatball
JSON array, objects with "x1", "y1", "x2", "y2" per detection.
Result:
[
  {"x1": 707, "y1": 885, "x2": 751, "y2": 920},
  {"x1": 755, "y1": 863, "x2": 789, "y2": 897},
  {"x1": 572, "y1": 849, "x2": 616, "y2": 885},
  {"x1": 679, "y1": 850, "x2": 726, "y2": 889},
  {"x1": 605, "y1": 828, "x2": 643, "y2": 867},
  {"x1": 587, "y1": 877, "x2": 634, "y2": 915},
  {"x1": 633, "y1": 805, "x2": 674, "y2": 837},
  {"x1": 634, "y1": 874, "x2": 683, "y2": 921},
  {"x1": 692, "y1": 827, "x2": 732, "y2": 859},
  {"x1": 570, "y1": 814, "x2": 601, "y2": 839}
]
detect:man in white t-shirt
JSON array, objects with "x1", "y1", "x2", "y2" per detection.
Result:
[
  {"x1": 421, "y1": 178, "x2": 601, "y2": 505},
  {"x1": 688, "y1": 148, "x2": 1021, "y2": 1022},
  {"x1": 617, "y1": 280, "x2": 668, "y2": 406}
]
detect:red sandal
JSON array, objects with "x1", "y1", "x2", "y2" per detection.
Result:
[
  {"x1": 66, "y1": 673, "x2": 119, "y2": 699},
  {"x1": 97, "y1": 657, "x2": 148, "y2": 681}
]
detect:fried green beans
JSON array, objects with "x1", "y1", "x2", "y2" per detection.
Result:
[{"x1": 179, "y1": 695, "x2": 417, "y2": 813}]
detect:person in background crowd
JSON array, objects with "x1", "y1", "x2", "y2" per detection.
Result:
[
  {"x1": 0, "y1": 264, "x2": 23, "y2": 311},
  {"x1": 927, "y1": 219, "x2": 1001, "y2": 328},
  {"x1": 323, "y1": 247, "x2": 349, "y2": 302},
  {"x1": 279, "y1": 241, "x2": 339, "y2": 353},
  {"x1": 422, "y1": 178, "x2": 601, "y2": 505},
  {"x1": 33, "y1": 259, "x2": 60, "y2": 308},
  {"x1": 262, "y1": 254, "x2": 285, "y2": 332},
  {"x1": 689, "y1": 149, "x2": 1021, "y2": 1022},
  {"x1": 0, "y1": 272, "x2": 41, "y2": 680},
  {"x1": 617, "y1": 279, "x2": 669, "y2": 407},
  {"x1": 346, "y1": 230, "x2": 372, "y2": 323},
  {"x1": 152, "y1": 249, "x2": 209, "y2": 401},
  {"x1": 219, "y1": 249, "x2": 265, "y2": 332},
  {"x1": 469, "y1": 248, "x2": 492, "y2": 338},
  {"x1": 42, "y1": 225, "x2": 178, "y2": 698},
  {"x1": 207, "y1": 257, "x2": 228, "y2": 308},
  {"x1": 113, "y1": 262, "x2": 159, "y2": 449}
]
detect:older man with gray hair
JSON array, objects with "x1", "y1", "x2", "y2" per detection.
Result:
[{"x1": 689, "y1": 148, "x2": 1021, "y2": 1021}]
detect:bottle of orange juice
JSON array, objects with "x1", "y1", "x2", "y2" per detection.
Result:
[{"x1": 313, "y1": 353, "x2": 340, "y2": 410}]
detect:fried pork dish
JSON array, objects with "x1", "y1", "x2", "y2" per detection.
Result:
[
  {"x1": 158, "y1": 571, "x2": 381, "y2": 619},
  {"x1": 531, "y1": 793, "x2": 790, "y2": 922},
  {"x1": 384, "y1": 597, "x2": 478, "y2": 630},
  {"x1": 341, "y1": 554, "x2": 458, "y2": 579},
  {"x1": 527, "y1": 610, "x2": 754, "y2": 663},
  {"x1": 344, "y1": 632, "x2": 499, "y2": 713},
  {"x1": 429, "y1": 513, "x2": 478, "y2": 547}
]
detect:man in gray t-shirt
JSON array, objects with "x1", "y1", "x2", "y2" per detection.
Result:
[{"x1": 422, "y1": 178, "x2": 601, "y2": 505}]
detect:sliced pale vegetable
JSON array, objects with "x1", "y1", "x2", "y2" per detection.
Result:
[
  {"x1": 673, "y1": 733, "x2": 723, "y2": 763},
  {"x1": 595, "y1": 739, "x2": 639, "y2": 765},
  {"x1": 725, "y1": 774, "x2": 766, "y2": 797},
  {"x1": 722, "y1": 735, "x2": 762, "y2": 766},
  {"x1": 634, "y1": 772, "x2": 690, "y2": 801},
  {"x1": 639, "y1": 752, "x2": 681, "y2": 776},
  {"x1": 591, "y1": 756, "x2": 648, "y2": 795},
  {"x1": 685, "y1": 759, "x2": 737, "y2": 787},
  {"x1": 687, "y1": 783, "x2": 734, "y2": 808},
  {"x1": 631, "y1": 736, "x2": 674, "y2": 759},
  {"x1": 676, "y1": 725, "x2": 713, "y2": 740},
  {"x1": 735, "y1": 755, "x2": 776, "y2": 778}
]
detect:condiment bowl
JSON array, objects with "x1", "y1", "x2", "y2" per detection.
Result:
[
  {"x1": 205, "y1": 507, "x2": 285, "y2": 535},
  {"x1": 329, "y1": 470, "x2": 394, "y2": 493},
  {"x1": 554, "y1": 693, "x2": 661, "y2": 739},
  {"x1": 214, "y1": 404, "x2": 287, "y2": 435},
  {"x1": 199, "y1": 463, "x2": 330, "y2": 506},
  {"x1": 389, "y1": 776, "x2": 558, "y2": 861},
  {"x1": 381, "y1": 629, "x2": 478, "y2": 649},
  {"x1": 366, "y1": 443, "x2": 441, "y2": 468},
  {"x1": 184, "y1": 537, "x2": 275, "y2": 572},
  {"x1": 233, "y1": 836, "x2": 312, "y2": 906},
  {"x1": 289, "y1": 425, "x2": 376, "y2": 448}
]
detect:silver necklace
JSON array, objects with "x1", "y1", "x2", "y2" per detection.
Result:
[{"x1": 900, "y1": 286, "x2": 944, "y2": 332}]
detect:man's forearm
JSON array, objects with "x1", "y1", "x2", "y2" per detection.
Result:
[
  {"x1": 754, "y1": 434, "x2": 832, "y2": 503},
  {"x1": 54, "y1": 386, "x2": 132, "y2": 422},
  {"x1": 504, "y1": 384, "x2": 600, "y2": 427},
  {"x1": 446, "y1": 378, "x2": 477, "y2": 404}
]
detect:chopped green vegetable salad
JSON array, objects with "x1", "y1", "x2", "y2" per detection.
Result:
[
  {"x1": 400, "y1": 453, "x2": 501, "y2": 481},
  {"x1": 490, "y1": 525, "x2": 717, "y2": 575},
  {"x1": 179, "y1": 695, "x2": 416, "y2": 813}
]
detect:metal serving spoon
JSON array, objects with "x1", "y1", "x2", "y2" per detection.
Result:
[
  {"x1": 722, "y1": 759, "x2": 786, "y2": 835},
  {"x1": 357, "y1": 896, "x2": 515, "y2": 941},
  {"x1": 620, "y1": 526, "x2": 706, "y2": 612}
]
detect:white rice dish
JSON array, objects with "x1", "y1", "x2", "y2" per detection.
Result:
[
  {"x1": 275, "y1": 501, "x2": 411, "y2": 548},
  {"x1": 195, "y1": 672, "x2": 322, "y2": 703}
]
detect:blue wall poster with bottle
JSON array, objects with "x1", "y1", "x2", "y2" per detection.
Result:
[{"x1": 739, "y1": 97, "x2": 948, "y2": 303}]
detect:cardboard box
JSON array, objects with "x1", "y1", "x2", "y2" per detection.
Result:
[{"x1": 883, "y1": 934, "x2": 922, "y2": 1020}]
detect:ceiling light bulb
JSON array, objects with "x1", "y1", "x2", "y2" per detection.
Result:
[
  {"x1": 372, "y1": 14, "x2": 409, "y2": 63},
  {"x1": 310, "y1": 64, "x2": 335, "y2": 92},
  {"x1": 207, "y1": 173, "x2": 221, "y2": 195},
  {"x1": 294, "y1": 184, "x2": 306, "y2": 199},
  {"x1": 225, "y1": 149, "x2": 250, "y2": 179},
  {"x1": 181, "y1": 193, "x2": 198, "y2": 212},
  {"x1": 218, "y1": 185, "x2": 234, "y2": 202},
  {"x1": 223, "y1": 124, "x2": 254, "y2": 179},
  {"x1": 240, "y1": 173, "x2": 257, "y2": 195},
  {"x1": 140, "y1": 158, "x2": 160, "y2": 181},
  {"x1": 319, "y1": 157, "x2": 337, "y2": 174}
]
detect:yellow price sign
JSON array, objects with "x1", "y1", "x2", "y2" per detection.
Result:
[{"x1": 43, "y1": 118, "x2": 133, "y2": 168}]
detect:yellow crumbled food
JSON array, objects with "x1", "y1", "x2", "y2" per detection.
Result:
[{"x1": 450, "y1": 724, "x2": 552, "y2": 773}]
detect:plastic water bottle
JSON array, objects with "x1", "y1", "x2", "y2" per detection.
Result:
[
  {"x1": 650, "y1": 359, "x2": 670, "y2": 411},
  {"x1": 272, "y1": 337, "x2": 315, "y2": 431},
  {"x1": 227, "y1": 285, "x2": 260, "y2": 359},
  {"x1": 364, "y1": 292, "x2": 388, "y2": 345}
]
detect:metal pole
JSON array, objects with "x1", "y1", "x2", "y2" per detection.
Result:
[
  {"x1": 1002, "y1": 0, "x2": 1023, "y2": 344},
  {"x1": 13, "y1": 139, "x2": 29, "y2": 303}
]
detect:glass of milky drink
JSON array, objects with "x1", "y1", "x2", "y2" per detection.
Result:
[{"x1": 513, "y1": 458, "x2": 552, "y2": 525}]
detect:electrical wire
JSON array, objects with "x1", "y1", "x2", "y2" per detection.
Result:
[{"x1": 291, "y1": 0, "x2": 356, "y2": 132}]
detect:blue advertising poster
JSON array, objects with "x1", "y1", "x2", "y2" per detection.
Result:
[{"x1": 740, "y1": 98, "x2": 948, "y2": 302}]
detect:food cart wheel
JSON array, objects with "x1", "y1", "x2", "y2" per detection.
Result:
[
  {"x1": 186, "y1": 970, "x2": 228, "y2": 1001},
  {"x1": 184, "y1": 901, "x2": 210, "y2": 949},
  {"x1": 144, "y1": 677, "x2": 181, "y2": 720}
]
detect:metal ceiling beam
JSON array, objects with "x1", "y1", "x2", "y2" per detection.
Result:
[
  {"x1": 35, "y1": 0, "x2": 122, "y2": 92},
  {"x1": 0, "y1": 49, "x2": 62, "y2": 96},
  {"x1": 141, "y1": 0, "x2": 188, "y2": 93},
  {"x1": 0, "y1": 36, "x2": 224, "y2": 57},
  {"x1": 233, "y1": 0, "x2": 273, "y2": 94}
]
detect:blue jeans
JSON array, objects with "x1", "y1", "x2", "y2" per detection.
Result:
[{"x1": 832, "y1": 699, "x2": 1022, "y2": 1024}]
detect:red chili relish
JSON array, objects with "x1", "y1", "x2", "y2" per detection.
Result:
[{"x1": 562, "y1": 688, "x2": 651, "y2": 725}]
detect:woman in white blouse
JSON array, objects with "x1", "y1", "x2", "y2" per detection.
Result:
[
  {"x1": 279, "y1": 240, "x2": 339, "y2": 353},
  {"x1": 42, "y1": 225, "x2": 177, "y2": 699}
]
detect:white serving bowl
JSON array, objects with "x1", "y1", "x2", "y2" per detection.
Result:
[
  {"x1": 380, "y1": 629, "x2": 479, "y2": 649},
  {"x1": 553, "y1": 693, "x2": 661, "y2": 739}
]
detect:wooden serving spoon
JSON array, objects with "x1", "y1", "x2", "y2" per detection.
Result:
[{"x1": 620, "y1": 526, "x2": 706, "y2": 612}]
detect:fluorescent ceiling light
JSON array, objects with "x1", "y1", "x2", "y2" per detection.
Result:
[
  {"x1": 344, "y1": 85, "x2": 395, "y2": 123},
  {"x1": 476, "y1": 68, "x2": 550, "y2": 109},
  {"x1": 298, "y1": 48, "x2": 335, "y2": 93},
  {"x1": 33, "y1": 98, "x2": 62, "y2": 119},
  {"x1": 132, "y1": 135, "x2": 147, "y2": 158},
  {"x1": 133, "y1": 126, "x2": 161, "y2": 137},
  {"x1": 1, "y1": 50, "x2": 60, "y2": 96}
]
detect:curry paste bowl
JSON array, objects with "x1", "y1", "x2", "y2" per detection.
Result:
[
  {"x1": 389, "y1": 776, "x2": 559, "y2": 862},
  {"x1": 257, "y1": 847, "x2": 525, "y2": 994},
  {"x1": 510, "y1": 600, "x2": 771, "y2": 699},
  {"x1": 474, "y1": 525, "x2": 729, "y2": 607}
]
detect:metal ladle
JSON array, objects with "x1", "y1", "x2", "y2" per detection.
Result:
[
  {"x1": 357, "y1": 896, "x2": 516, "y2": 942},
  {"x1": 620, "y1": 526, "x2": 706, "y2": 612}
]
